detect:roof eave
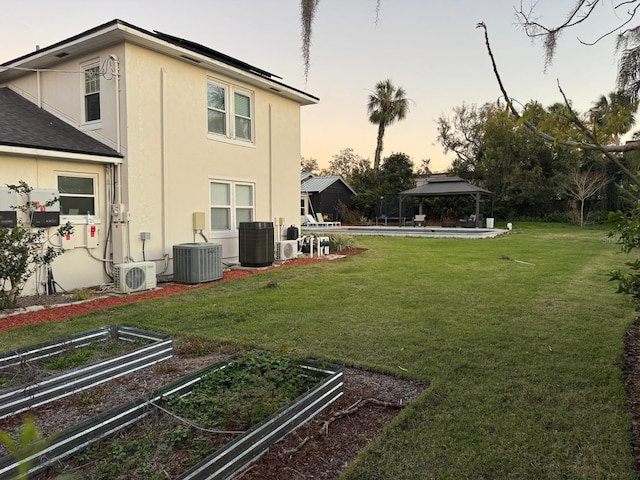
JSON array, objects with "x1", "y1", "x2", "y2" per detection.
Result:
[
  {"x1": 0, "y1": 144, "x2": 123, "y2": 163},
  {"x1": 0, "y1": 20, "x2": 319, "y2": 106}
]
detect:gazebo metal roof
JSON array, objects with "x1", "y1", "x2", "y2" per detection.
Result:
[
  {"x1": 399, "y1": 175, "x2": 492, "y2": 223},
  {"x1": 401, "y1": 175, "x2": 491, "y2": 197}
]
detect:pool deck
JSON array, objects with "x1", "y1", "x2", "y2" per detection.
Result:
[{"x1": 301, "y1": 225, "x2": 507, "y2": 239}]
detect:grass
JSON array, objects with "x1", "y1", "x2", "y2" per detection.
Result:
[{"x1": 0, "y1": 223, "x2": 637, "y2": 479}]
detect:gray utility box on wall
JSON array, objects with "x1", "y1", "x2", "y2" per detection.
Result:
[{"x1": 173, "y1": 243, "x2": 223, "y2": 284}]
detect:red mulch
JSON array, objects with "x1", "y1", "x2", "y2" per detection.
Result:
[{"x1": 0, "y1": 250, "x2": 366, "y2": 332}]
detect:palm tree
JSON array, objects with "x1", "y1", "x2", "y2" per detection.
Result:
[
  {"x1": 367, "y1": 79, "x2": 410, "y2": 170},
  {"x1": 590, "y1": 91, "x2": 637, "y2": 145}
]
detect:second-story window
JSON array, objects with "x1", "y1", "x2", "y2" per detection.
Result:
[
  {"x1": 84, "y1": 65, "x2": 101, "y2": 123},
  {"x1": 207, "y1": 79, "x2": 254, "y2": 143},
  {"x1": 207, "y1": 83, "x2": 227, "y2": 135},
  {"x1": 234, "y1": 92, "x2": 252, "y2": 140}
]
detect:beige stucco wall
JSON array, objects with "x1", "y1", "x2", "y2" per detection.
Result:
[
  {"x1": 121, "y1": 43, "x2": 303, "y2": 264},
  {"x1": 0, "y1": 154, "x2": 112, "y2": 295}
]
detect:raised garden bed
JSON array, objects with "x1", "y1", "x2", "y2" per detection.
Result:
[
  {"x1": 1, "y1": 351, "x2": 343, "y2": 479},
  {"x1": 0, "y1": 325, "x2": 173, "y2": 419}
]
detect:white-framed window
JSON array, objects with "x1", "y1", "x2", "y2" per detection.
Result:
[
  {"x1": 210, "y1": 180, "x2": 254, "y2": 231},
  {"x1": 57, "y1": 174, "x2": 97, "y2": 217},
  {"x1": 234, "y1": 91, "x2": 252, "y2": 140},
  {"x1": 83, "y1": 64, "x2": 101, "y2": 123},
  {"x1": 207, "y1": 79, "x2": 254, "y2": 143}
]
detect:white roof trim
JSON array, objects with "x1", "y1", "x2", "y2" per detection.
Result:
[
  {"x1": 0, "y1": 145, "x2": 122, "y2": 164},
  {"x1": 1, "y1": 21, "x2": 318, "y2": 106}
]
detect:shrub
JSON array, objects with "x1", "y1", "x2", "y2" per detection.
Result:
[
  {"x1": 328, "y1": 233, "x2": 357, "y2": 252},
  {"x1": 0, "y1": 181, "x2": 73, "y2": 309}
]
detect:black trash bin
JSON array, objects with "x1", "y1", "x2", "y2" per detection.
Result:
[
  {"x1": 239, "y1": 222, "x2": 274, "y2": 267},
  {"x1": 286, "y1": 225, "x2": 299, "y2": 240}
]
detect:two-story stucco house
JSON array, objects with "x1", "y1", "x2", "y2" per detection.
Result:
[{"x1": 0, "y1": 19, "x2": 318, "y2": 296}]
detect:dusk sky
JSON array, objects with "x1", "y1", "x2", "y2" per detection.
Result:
[{"x1": 0, "y1": 1, "x2": 627, "y2": 172}]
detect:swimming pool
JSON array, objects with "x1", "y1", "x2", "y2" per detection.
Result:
[{"x1": 300, "y1": 225, "x2": 507, "y2": 239}]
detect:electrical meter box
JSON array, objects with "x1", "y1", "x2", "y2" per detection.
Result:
[
  {"x1": 0, "y1": 187, "x2": 17, "y2": 227},
  {"x1": 29, "y1": 189, "x2": 60, "y2": 227}
]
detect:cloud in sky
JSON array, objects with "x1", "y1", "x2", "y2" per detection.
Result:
[{"x1": 0, "y1": 0, "x2": 625, "y2": 172}]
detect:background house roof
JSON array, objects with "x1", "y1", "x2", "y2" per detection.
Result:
[
  {"x1": 401, "y1": 175, "x2": 491, "y2": 197},
  {"x1": 301, "y1": 173, "x2": 356, "y2": 195},
  {"x1": 0, "y1": 87, "x2": 122, "y2": 158}
]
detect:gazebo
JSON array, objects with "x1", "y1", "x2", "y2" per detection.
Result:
[{"x1": 399, "y1": 175, "x2": 492, "y2": 226}]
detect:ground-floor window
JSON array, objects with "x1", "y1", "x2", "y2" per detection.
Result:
[
  {"x1": 210, "y1": 180, "x2": 254, "y2": 231},
  {"x1": 57, "y1": 174, "x2": 96, "y2": 216}
]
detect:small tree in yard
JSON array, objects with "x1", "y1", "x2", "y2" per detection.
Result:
[
  {"x1": 565, "y1": 167, "x2": 609, "y2": 227},
  {"x1": 0, "y1": 181, "x2": 73, "y2": 310}
]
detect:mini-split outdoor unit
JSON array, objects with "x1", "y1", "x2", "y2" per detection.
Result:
[
  {"x1": 275, "y1": 240, "x2": 298, "y2": 261},
  {"x1": 114, "y1": 262, "x2": 157, "y2": 294}
]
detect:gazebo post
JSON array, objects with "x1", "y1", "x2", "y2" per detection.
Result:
[{"x1": 475, "y1": 193, "x2": 481, "y2": 227}]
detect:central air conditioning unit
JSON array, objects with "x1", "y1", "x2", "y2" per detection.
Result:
[
  {"x1": 275, "y1": 240, "x2": 298, "y2": 261},
  {"x1": 173, "y1": 243, "x2": 223, "y2": 284},
  {"x1": 114, "y1": 262, "x2": 157, "y2": 294}
]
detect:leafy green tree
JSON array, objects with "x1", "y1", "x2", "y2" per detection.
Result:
[
  {"x1": 321, "y1": 148, "x2": 369, "y2": 180},
  {"x1": 478, "y1": 107, "x2": 576, "y2": 217},
  {"x1": 590, "y1": 91, "x2": 638, "y2": 145},
  {"x1": 0, "y1": 181, "x2": 73, "y2": 309},
  {"x1": 436, "y1": 102, "x2": 502, "y2": 175},
  {"x1": 367, "y1": 79, "x2": 411, "y2": 170},
  {"x1": 380, "y1": 152, "x2": 415, "y2": 194},
  {"x1": 300, "y1": 156, "x2": 319, "y2": 173},
  {"x1": 349, "y1": 165, "x2": 383, "y2": 219},
  {"x1": 439, "y1": 102, "x2": 578, "y2": 217},
  {"x1": 416, "y1": 158, "x2": 432, "y2": 175}
]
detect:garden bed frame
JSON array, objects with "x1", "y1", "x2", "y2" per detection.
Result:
[
  {"x1": 0, "y1": 354, "x2": 343, "y2": 479},
  {"x1": 0, "y1": 325, "x2": 173, "y2": 419}
]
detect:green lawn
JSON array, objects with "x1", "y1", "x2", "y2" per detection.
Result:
[{"x1": 1, "y1": 223, "x2": 637, "y2": 479}]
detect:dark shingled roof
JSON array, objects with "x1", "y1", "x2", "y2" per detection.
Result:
[{"x1": 0, "y1": 87, "x2": 122, "y2": 158}]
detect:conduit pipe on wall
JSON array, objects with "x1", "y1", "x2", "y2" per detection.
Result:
[
  {"x1": 110, "y1": 54, "x2": 122, "y2": 204},
  {"x1": 36, "y1": 70, "x2": 42, "y2": 108},
  {"x1": 268, "y1": 104, "x2": 273, "y2": 220},
  {"x1": 161, "y1": 68, "x2": 169, "y2": 257}
]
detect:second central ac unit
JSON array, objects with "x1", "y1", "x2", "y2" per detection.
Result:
[
  {"x1": 114, "y1": 262, "x2": 157, "y2": 294},
  {"x1": 275, "y1": 240, "x2": 298, "y2": 261}
]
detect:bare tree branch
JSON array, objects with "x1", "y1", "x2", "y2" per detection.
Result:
[{"x1": 477, "y1": 21, "x2": 640, "y2": 186}]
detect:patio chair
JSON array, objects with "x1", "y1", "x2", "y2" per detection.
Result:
[
  {"x1": 304, "y1": 214, "x2": 340, "y2": 227},
  {"x1": 413, "y1": 214, "x2": 426, "y2": 227}
]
